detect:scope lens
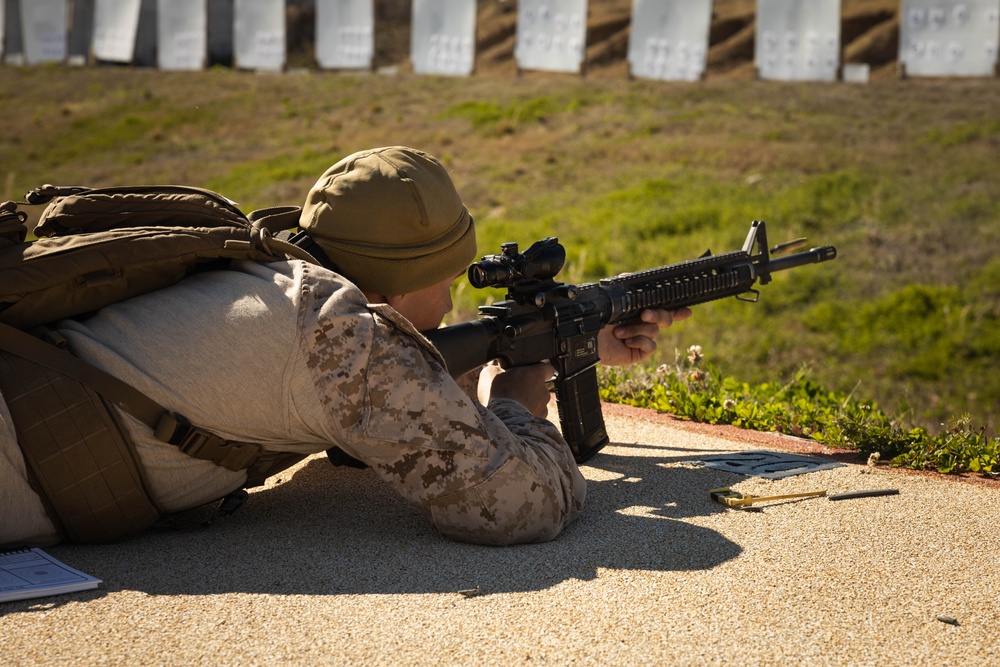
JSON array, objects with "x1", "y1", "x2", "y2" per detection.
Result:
[
  {"x1": 468, "y1": 264, "x2": 489, "y2": 288},
  {"x1": 468, "y1": 260, "x2": 514, "y2": 289}
]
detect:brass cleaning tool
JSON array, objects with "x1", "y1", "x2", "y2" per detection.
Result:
[{"x1": 710, "y1": 487, "x2": 827, "y2": 508}]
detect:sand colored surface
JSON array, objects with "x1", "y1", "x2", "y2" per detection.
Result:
[{"x1": 2, "y1": 404, "x2": 997, "y2": 666}]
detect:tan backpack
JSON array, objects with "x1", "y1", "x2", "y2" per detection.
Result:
[
  {"x1": 0, "y1": 185, "x2": 321, "y2": 543},
  {"x1": 0, "y1": 184, "x2": 318, "y2": 327}
]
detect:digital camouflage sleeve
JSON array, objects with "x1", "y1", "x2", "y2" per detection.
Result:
[{"x1": 300, "y1": 265, "x2": 587, "y2": 545}]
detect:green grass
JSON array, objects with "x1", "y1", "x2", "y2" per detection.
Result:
[
  {"x1": 438, "y1": 97, "x2": 568, "y2": 134},
  {"x1": 599, "y1": 349, "x2": 999, "y2": 477},
  {"x1": 3, "y1": 66, "x2": 999, "y2": 454}
]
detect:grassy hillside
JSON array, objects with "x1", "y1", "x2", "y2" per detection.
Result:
[{"x1": 1, "y1": 65, "x2": 998, "y2": 432}]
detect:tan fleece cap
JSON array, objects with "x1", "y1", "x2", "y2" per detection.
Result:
[{"x1": 300, "y1": 146, "x2": 476, "y2": 295}]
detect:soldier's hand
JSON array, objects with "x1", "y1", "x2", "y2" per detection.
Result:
[
  {"x1": 478, "y1": 361, "x2": 554, "y2": 418},
  {"x1": 597, "y1": 308, "x2": 693, "y2": 367}
]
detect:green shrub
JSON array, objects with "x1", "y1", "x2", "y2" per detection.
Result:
[
  {"x1": 598, "y1": 346, "x2": 999, "y2": 477},
  {"x1": 893, "y1": 415, "x2": 999, "y2": 474}
]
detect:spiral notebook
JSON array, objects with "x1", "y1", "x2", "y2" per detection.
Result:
[{"x1": 0, "y1": 547, "x2": 102, "y2": 603}]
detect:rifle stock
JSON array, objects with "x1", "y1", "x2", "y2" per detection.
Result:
[{"x1": 425, "y1": 221, "x2": 837, "y2": 463}]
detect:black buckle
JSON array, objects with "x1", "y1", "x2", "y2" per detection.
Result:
[{"x1": 154, "y1": 412, "x2": 258, "y2": 471}]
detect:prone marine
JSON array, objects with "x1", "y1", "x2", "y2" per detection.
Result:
[{"x1": 0, "y1": 146, "x2": 689, "y2": 548}]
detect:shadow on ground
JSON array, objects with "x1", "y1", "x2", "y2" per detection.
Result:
[{"x1": 37, "y1": 445, "x2": 743, "y2": 601}]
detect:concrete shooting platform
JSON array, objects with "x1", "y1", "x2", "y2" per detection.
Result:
[{"x1": 2, "y1": 403, "x2": 998, "y2": 666}]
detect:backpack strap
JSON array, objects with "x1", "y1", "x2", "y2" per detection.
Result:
[
  {"x1": 218, "y1": 205, "x2": 328, "y2": 268},
  {"x1": 276, "y1": 229, "x2": 341, "y2": 273},
  {"x1": 247, "y1": 205, "x2": 302, "y2": 231},
  {"x1": 1, "y1": 344, "x2": 163, "y2": 543},
  {"x1": 0, "y1": 321, "x2": 290, "y2": 481},
  {"x1": 0, "y1": 201, "x2": 28, "y2": 247},
  {"x1": 22, "y1": 184, "x2": 91, "y2": 205},
  {"x1": 227, "y1": 222, "x2": 324, "y2": 267}
]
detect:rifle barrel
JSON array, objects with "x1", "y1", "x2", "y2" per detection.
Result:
[{"x1": 769, "y1": 245, "x2": 837, "y2": 273}]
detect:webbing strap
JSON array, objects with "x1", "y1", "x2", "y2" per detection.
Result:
[
  {"x1": 0, "y1": 348, "x2": 162, "y2": 543},
  {"x1": 0, "y1": 321, "x2": 163, "y2": 427},
  {"x1": 153, "y1": 412, "x2": 260, "y2": 472},
  {"x1": 0, "y1": 321, "x2": 266, "y2": 473}
]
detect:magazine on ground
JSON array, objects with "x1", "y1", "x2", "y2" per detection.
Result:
[{"x1": 0, "y1": 547, "x2": 102, "y2": 603}]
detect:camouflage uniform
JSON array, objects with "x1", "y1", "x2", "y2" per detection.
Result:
[{"x1": 0, "y1": 259, "x2": 585, "y2": 547}]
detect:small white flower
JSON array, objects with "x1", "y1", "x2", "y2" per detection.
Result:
[{"x1": 687, "y1": 345, "x2": 704, "y2": 364}]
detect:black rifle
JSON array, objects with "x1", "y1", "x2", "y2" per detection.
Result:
[{"x1": 424, "y1": 221, "x2": 837, "y2": 463}]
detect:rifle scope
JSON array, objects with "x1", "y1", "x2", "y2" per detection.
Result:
[{"x1": 468, "y1": 238, "x2": 566, "y2": 289}]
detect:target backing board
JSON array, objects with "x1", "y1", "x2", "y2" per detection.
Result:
[
  {"x1": 411, "y1": 0, "x2": 476, "y2": 76},
  {"x1": 157, "y1": 0, "x2": 207, "y2": 70},
  {"x1": 19, "y1": 0, "x2": 68, "y2": 64},
  {"x1": 234, "y1": 0, "x2": 285, "y2": 71},
  {"x1": 515, "y1": 0, "x2": 588, "y2": 73},
  {"x1": 899, "y1": 0, "x2": 1000, "y2": 76},
  {"x1": 316, "y1": 0, "x2": 373, "y2": 70},
  {"x1": 93, "y1": 0, "x2": 141, "y2": 63},
  {"x1": 755, "y1": 0, "x2": 841, "y2": 81},
  {"x1": 627, "y1": 0, "x2": 711, "y2": 81}
]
